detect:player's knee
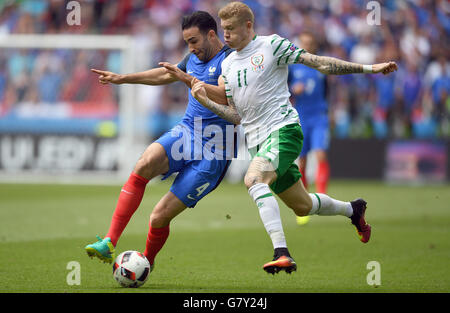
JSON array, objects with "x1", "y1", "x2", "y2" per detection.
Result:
[
  {"x1": 135, "y1": 150, "x2": 166, "y2": 179},
  {"x1": 135, "y1": 154, "x2": 153, "y2": 172},
  {"x1": 244, "y1": 169, "x2": 276, "y2": 190},
  {"x1": 244, "y1": 173, "x2": 262, "y2": 189}
]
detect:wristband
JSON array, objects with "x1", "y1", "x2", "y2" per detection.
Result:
[{"x1": 363, "y1": 64, "x2": 373, "y2": 73}]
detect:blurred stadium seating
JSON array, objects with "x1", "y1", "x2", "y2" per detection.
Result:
[{"x1": 1, "y1": 0, "x2": 448, "y2": 139}]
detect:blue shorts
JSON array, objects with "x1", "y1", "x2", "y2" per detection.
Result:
[
  {"x1": 299, "y1": 113, "x2": 329, "y2": 157},
  {"x1": 155, "y1": 123, "x2": 232, "y2": 208}
]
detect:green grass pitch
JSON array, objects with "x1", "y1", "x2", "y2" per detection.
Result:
[{"x1": 0, "y1": 179, "x2": 449, "y2": 293}]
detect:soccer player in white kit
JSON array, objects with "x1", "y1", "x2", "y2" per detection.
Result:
[{"x1": 162, "y1": 2, "x2": 397, "y2": 274}]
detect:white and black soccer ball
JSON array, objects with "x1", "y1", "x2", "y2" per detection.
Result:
[{"x1": 113, "y1": 250, "x2": 150, "y2": 288}]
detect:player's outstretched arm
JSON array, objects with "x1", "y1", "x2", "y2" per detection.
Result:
[
  {"x1": 191, "y1": 78, "x2": 241, "y2": 125},
  {"x1": 296, "y1": 52, "x2": 398, "y2": 75},
  {"x1": 91, "y1": 67, "x2": 177, "y2": 85}
]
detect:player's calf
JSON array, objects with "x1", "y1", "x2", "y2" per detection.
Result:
[{"x1": 291, "y1": 201, "x2": 312, "y2": 217}]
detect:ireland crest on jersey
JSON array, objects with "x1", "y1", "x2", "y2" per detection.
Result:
[{"x1": 250, "y1": 53, "x2": 264, "y2": 72}]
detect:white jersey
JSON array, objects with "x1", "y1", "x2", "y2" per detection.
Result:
[{"x1": 221, "y1": 34, "x2": 305, "y2": 148}]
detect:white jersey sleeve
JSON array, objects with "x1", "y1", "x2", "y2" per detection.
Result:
[{"x1": 222, "y1": 73, "x2": 233, "y2": 100}]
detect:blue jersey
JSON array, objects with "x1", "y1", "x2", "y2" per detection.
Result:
[
  {"x1": 177, "y1": 45, "x2": 235, "y2": 160},
  {"x1": 288, "y1": 64, "x2": 328, "y2": 121},
  {"x1": 154, "y1": 46, "x2": 235, "y2": 208}
]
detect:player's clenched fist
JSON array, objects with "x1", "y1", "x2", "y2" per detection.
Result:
[
  {"x1": 91, "y1": 69, "x2": 124, "y2": 84},
  {"x1": 372, "y1": 62, "x2": 398, "y2": 75}
]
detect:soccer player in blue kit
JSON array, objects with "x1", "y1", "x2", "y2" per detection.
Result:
[
  {"x1": 288, "y1": 32, "x2": 330, "y2": 225},
  {"x1": 289, "y1": 32, "x2": 330, "y2": 194},
  {"x1": 85, "y1": 11, "x2": 235, "y2": 271}
]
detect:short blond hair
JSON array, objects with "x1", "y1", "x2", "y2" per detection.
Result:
[{"x1": 218, "y1": 1, "x2": 254, "y2": 24}]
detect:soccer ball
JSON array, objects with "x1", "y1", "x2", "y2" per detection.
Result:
[{"x1": 112, "y1": 250, "x2": 150, "y2": 288}]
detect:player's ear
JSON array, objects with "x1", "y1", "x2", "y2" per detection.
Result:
[
  {"x1": 207, "y1": 29, "x2": 216, "y2": 41},
  {"x1": 246, "y1": 20, "x2": 253, "y2": 31}
]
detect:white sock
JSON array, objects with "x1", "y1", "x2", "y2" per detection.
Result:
[
  {"x1": 308, "y1": 193, "x2": 353, "y2": 217},
  {"x1": 248, "y1": 183, "x2": 287, "y2": 249}
]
